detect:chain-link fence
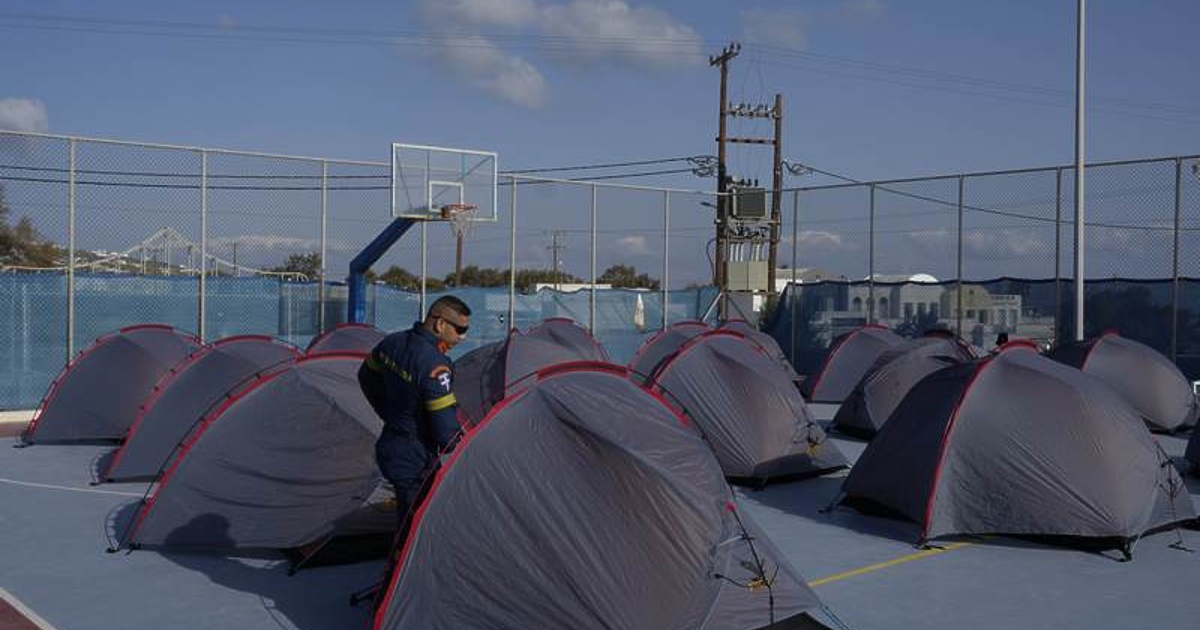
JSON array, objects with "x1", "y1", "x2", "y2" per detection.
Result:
[
  {"x1": 0, "y1": 131, "x2": 724, "y2": 408},
  {"x1": 2, "y1": 129, "x2": 1198, "y2": 407},
  {"x1": 774, "y1": 155, "x2": 1200, "y2": 378}
]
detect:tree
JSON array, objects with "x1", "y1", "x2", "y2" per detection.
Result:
[
  {"x1": 444, "y1": 264, "x2": 508, "y2": 288},
  {"x1": 0, "y1": 184, "x2": 61, "y2": 268},
  {"x1": 515, "y1": 268, "x2": 582, "y2": 292},
  {"x1": 271, "y1": 252, "x2": 321, "y2": 278},
  {"x1": 597, "y1": 264, "x2": 660, "y2": 290},
  {"x1": 377, "y1": 265, "x2": 445, "y2": 291}
]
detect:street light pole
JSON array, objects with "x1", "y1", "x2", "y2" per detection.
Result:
[{"x1": 1073, "y1": 0, "x2": 1087, "y2": 341}]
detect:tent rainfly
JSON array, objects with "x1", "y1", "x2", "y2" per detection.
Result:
[
  {"x1": 372, "y1": 364, "x2": 837, "y2": 630},
  {"x1": 649, "y1": 331, "x2": 847, "y2": 484},
  {"x1": 102, "y1": 335, "x2": 301, "y2": 482},
  {"x1": 801, "y1": 325, "x2": 912, "y2": 403},
  {"x1": 831, "y1": 330, "x2": 976, "y2": 439},
  {"x1": 122, "y1": 353, "x2": 389, "y2": 554},
  {"x1": 839, "y1": 342, "x2": 1196, "y2": 557},
  {"x1": 21, "y1": 324, "x2": 200, "y2": 444},
  {"x1": 306, "y1": 323, "x2": 386, "y2": 355},
  {"x1": 455, "y1": 318, "x2": 609, "y2": 428},
  {"x1": 1047, "y1": 331, "x2": 1199, "y2": 432},
  {"x1": 627, "y1": 320, "x2": 710, "y2": 383},
  {"x1": 720, "y1": 319, "x2": 793, "y2": 372}
]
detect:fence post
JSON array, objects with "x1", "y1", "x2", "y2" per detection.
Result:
[
  {"x1": 1054, "y1": 167, "x2": 1062, "y2": 346},
  {"x1": 662, "y1": 190, "x2": 670, "y2": 329},
  {"x1": 318, "y1": 159, "x2": 328, "y2": 333},
  {"x1": 1172, "y1": 158, "x2": 1182, "y2": 362},
  {"x1": 66, "y1": 138, "x2": 76, "y2": 360},
  {"x1": 198, "y1": 150, "x2": 208, "y2": 342},
  {"x1": 419, "y1": 221, "x2": 427, "y2": 316},
  {"x1": 508, "y1": 177, "x2": 517, "y2": 329},
  {"x1": 590, "y1": 184, "x2": 597, "y2": 333},
  {"x1": 956, "y1": 176, "x2": 964, "y2": 338},
  {"x1": 790, "y1": 188, "x2": 799, "y2": 362},
  {"x1": 868, "y1": 184, "x2": 875, "y2": 325}
]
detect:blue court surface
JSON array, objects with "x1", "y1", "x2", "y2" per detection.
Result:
[{"x1": 1, "y1": 404, "x2": 1198, "y2": 629}]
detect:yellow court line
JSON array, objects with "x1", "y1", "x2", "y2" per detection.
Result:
[{"x1": 809, "y1": 541, "x2": 974, "y2": 587}]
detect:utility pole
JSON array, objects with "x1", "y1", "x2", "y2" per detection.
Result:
[
  {"x1": 231, "y1": 240, "x2": 239, "y2": 277},
  {"x1": 768, "y1": 93, "x2": 784, "y2": 297},
  {"x1": 454, "y1": 230, "x2": 464, "y2": 287},
  {"x1": 548, "y1": 230, "x2": 566, "y2": 290},
  {"x1": 710, "y1": 42, "x2": 740, "y2": 294}
]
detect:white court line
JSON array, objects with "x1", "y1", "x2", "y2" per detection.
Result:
[
  {"x1": 0, "y1": 587, "x2": 61, "y2": 630},
  {"x1": 0, "y1": 477, "x2": 142, "y2": 497}
]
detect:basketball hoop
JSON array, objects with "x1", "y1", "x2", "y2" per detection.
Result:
[{"x1": 440, "y1": 203, "x2": 479, "y2": 241}]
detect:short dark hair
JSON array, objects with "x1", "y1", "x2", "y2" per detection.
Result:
[{"x1": 428, "y1": 295, "x2": 471, "y2": 319}]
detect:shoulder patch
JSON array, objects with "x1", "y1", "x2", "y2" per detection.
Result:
[{"x1": 430, "y1": 365, "x2": 452, "y2": 392}]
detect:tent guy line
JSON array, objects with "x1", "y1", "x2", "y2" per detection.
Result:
[
  {"x1": 808, "y1": 541, "x2": 975, "y2": 587},
  {"x1": 0, "y1": 477, "x2": 142, "y2": 498}
]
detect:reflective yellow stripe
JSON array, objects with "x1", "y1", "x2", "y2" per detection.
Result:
[
  {"x1": 808, "y1": 541, "x2": 974, "y2": 587},
  {"x1": 425, "y1": 393, "x2": 457, "y2": 412},
  {"x1": 365, "y1": 355, "x2": 382, "y2": 371}
]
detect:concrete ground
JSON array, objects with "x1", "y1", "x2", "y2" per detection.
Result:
[{"x1": 0, "y1": 404, "x2": 1197, "y2": 629}]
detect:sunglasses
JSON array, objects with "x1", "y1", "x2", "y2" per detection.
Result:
[{"x1": 437, "y1": 317, "x2": 470, "y2": 336}]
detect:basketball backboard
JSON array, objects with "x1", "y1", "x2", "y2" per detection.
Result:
[{"x1": 391, "y1": 143, "x2": 498, "y2": 222}]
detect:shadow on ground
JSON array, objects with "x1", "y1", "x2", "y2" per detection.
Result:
[{"x1": 107, "y1": 506, "x2": 380, "y2": 630}]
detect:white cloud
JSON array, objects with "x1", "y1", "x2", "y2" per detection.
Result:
[
  {"x1": 209, "y1": 235, "x2": 321, "y2": 251},
  {"x1": 739, "y1": 8, "x2": 809, "y2": 50},
  {"x1": 832, "y1": 0, "x2": 887, "y2": 22},
  {"x1": 614, "y1": 235, "x2": 649, "y2": 255},
  {"x1": 431, "y1": 35, "x2": 549, "y2": 108},
  {"x1": 962, "y1": 230, "x2": 1049, "y2": 257},
  {"x1": 539, "y1": 0, "x2": 703, "y2": 69},
  {"x1": 409, "y1": 1, "x2": 701, "y2": 107},
  {"x1": 418, "y1": 0, "x2": 539, "y2": 29},
  {"x1": 0, "y1": 98, "x2": 49, "y2": 133},
  {"x1": 783, "y1": 230, "x2": 850, "y2": 250}
]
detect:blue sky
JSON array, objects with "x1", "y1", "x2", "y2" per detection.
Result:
[
  {"x1": 1, "y1": 1, "x2": 1199, "y2": 283},
  {"x1": 3, "y1": 1, "x2": 1198, "y2": 178}
]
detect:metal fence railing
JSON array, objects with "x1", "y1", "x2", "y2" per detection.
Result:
[
  {"x1": 0, "y1": 130, "x2": 724, "y2": 408},
  {"x1": 2, "y1": 129, "x2": 1198, "y2": 406},
  {"x1": 773, "y1": 155, "x2": 1200, "y2": 378}
]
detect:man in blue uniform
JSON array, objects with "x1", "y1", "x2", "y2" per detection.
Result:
[{"x1": 358, "y1": 295, "x2": 471, "y2": 523}]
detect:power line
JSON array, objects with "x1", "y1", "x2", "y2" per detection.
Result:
[
  {"x1": 785, "y1": 160, "x2": 1198, "y2": 231},
  {"x1": 3, "y1": 12, "x2": 1195, "y2": 125},
  {"x1": 502, "y1": 156, "x2": 705, "y2": 174},
  {"x1": 746, "y1": 43, "x2": 1200, "y2": 119},
  {"x1": 1, "y1": 162, "x2": 710, "y2": 190},
  {"x1": 0, "y1": 15, "x2": 708, "y2": 60},
  {"x1": 758, "y1": 56, "x2": 1200, "y2": 127}
]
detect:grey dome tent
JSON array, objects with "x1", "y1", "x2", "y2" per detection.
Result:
[
  {"x1": 801, "y1": 325, "x2": 911, "y2": 403},
  {"x1": 915, "y1": 328, "x2": 979, "y2": 359},
  {"x1": 510, "y1": 317, "x2": 608, "y2": 372},
  {"x1": 1047, "y1": 331, "x2": 1199, "y2": 432},
  {"x1": 306, "y1": 323, "x2": 386, "y2": 354},
  {"x1": 372, "y1": 364, "x2": 836, "y2": 630},
  {"x1": 839, "y1": 341, "x2": 1196, "y2": 555},
  {"x1": 101, "y1": 335, "x2": 301, "y2": 482},
  {"x1": 122, "y1": 352, "x2": 388, "y2": 554},
  {"x1": 831, "y1": 330, "x2": 975, "y2": 439},
  {"x1": 455, "y1": 318, "x2": 609, "y2": 427},
  {"x1": 21, "y1": 324, "x2": 200, "y2": 444},
  {"x1": 720, "y1": 319, "x2": 792, "y2": 371},
  {"x1": 649, "y1": 331, "x2": 847, "y2": 484},
  {"x1": 627, "y1": 320, "x2": 710, "y2": 383}
]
